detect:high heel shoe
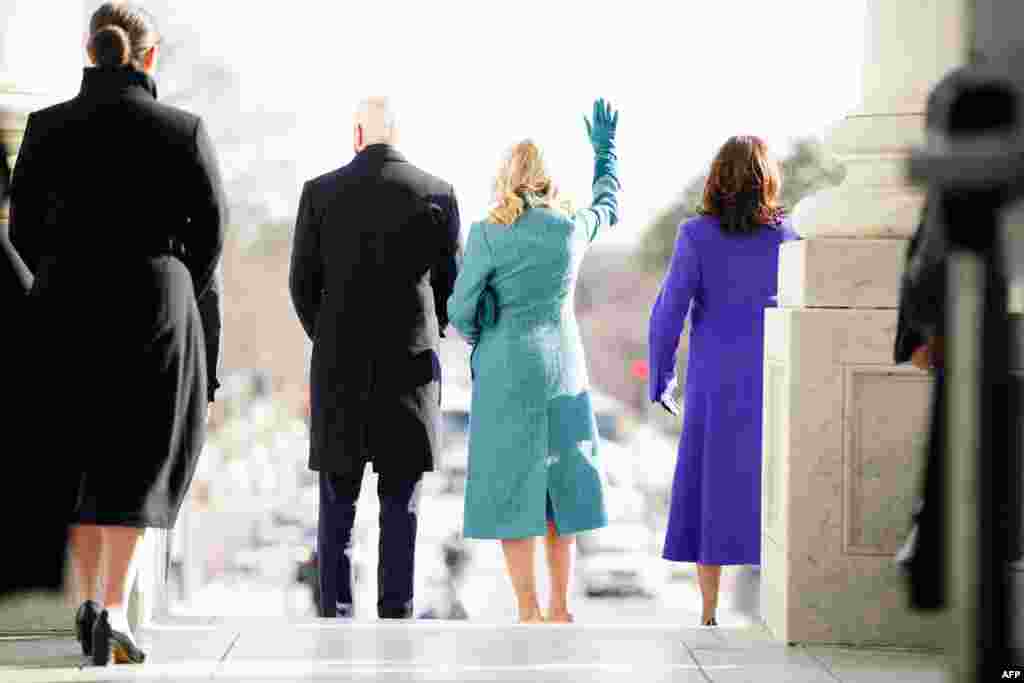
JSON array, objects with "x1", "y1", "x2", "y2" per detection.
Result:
[
  {"x1": 75, "y1": 601, "x2": 101, "y2": 656},
  {"x1": 700, "y1": 617, "x2": 718, "y2": 627},
  {"x1": 91, "y1": 610, "x2": 146, "y2": 666}
]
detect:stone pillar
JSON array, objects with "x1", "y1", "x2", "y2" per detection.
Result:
[
  {"x1": 759, "y1": 0, "x2": 968, "y2": 646},
  {"x1": 0, "y1": 0, "x2": 86, "y2": 634}
]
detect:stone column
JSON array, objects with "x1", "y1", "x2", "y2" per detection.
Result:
[
  {"x1": 759, "y1": 0, "x2": 968, "y2": 646},
  {"x1": 0, "y1": 0, "x2": 86, "y2": 634}
]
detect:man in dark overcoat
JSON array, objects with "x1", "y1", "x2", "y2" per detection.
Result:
[
  {"x1": 289, "y1": 96, "x2": 461, "y2": 618},
  {"x1": 895, "y1": 57, "x2": 1022, "y2": 614}
]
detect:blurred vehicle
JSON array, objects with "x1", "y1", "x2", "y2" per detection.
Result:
[
  {"x1": 439, "y1": 382, "x2": 471, "y2": 493},
  {"x1": 591, "y1": 390, "x2": 636, "y2": 444},
  {"x1": 601, "y1": 440, "x2": 647, "y2": 523},
  {"x1": 577, "y1": 521, "x2": 662, "y2": 598},
  {"x1": 579, "y1": 429, "x2": 665, "y2": 599}
]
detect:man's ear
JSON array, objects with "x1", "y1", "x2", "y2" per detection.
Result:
[
  {"x1": 142, "y1": 45, "x2": 159, "y2": 72},
  {"x1": 353, "y1": 124, "x2": 363, "y2": 154},
  {"x1": 83, "y1": 32, "x2": 94, "y2": 64}
]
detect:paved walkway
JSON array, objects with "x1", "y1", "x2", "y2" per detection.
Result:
[{"x1": 0, "y1": 621, "x2": 948, "y2": 682}]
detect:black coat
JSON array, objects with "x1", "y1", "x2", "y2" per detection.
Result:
[
  {"x1": 894, "y1": 198, "x2": 949, "y2": 610},
  {"x1": 895, "y1": 196, "x2": 1020, "y2": 611},
  {"x1": 8, "y1": 66, "x2": 226, "y2": 529},
  {"x1": 10, "y1": 69, "x2": 224, "y2": 402},
  {"x1": 290, "y1": 144, "x2": 461, "y2": 478},
  {"x1": 1, "y1": 143, "x2": 68, "y2": 596}
]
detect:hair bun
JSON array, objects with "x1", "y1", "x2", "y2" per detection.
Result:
[{"x1": 89, "y1": 24, "x2": 132, "y2": 67}]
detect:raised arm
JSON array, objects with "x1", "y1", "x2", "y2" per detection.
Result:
[
  {"x1": 446, "y1": 221, "x2": 494, "y2": 345},
  {"x1": 575, "y1": 98, "x2": 621, "y2": 242},
  {"x1": 289, "y1": 181, "x2": 323, "y2": 341},
  {"x1": 649, "y1": 224, "x2": 700, "y2": 408}
]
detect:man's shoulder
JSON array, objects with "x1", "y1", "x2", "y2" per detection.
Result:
[
  {"x1": 401, "y1": 162, "x2": 453, "y2": 195},
  {"x1": 30, "y1": 99, "x2": 76, "y2": 126},
  {"x1": 302, "y1": 157, "x2": 454, "y2": 200},
  {"x1": 303, "y1": 167, "x2": 348, "y2": 193}
]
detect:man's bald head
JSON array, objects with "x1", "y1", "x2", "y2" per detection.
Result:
[{"x1": 353, "y1": 96, "x2": 398, "y2": 153}]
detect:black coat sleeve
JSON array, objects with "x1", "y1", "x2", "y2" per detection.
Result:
[
  {"x1": 181, "y1": 117, "x2": 226, "y2": 300},
  {"x1": 289, "y1": 181, "x2": 323, "y2": 341},
  {"x1": 8, "y1": 113, "x2": 47, "y2": 278},
  {"x1": 894, "y1": 212, "x2": 930, "y2": 364},
  {"x1": 431, "y1": 185, "x2": 462, "y2": 337},
  {"x1": 0, "y1": 141, "x2": 9, "y2": 200},
  {"x1": 0, "y1": 141, "x2": 34, "y2": 309},
  {"x1": 895, "y1": 197, "x2": 950, "y2": 364},
  {"x1": 197, "y1": 263, "x2": 223, "y2": 402}
]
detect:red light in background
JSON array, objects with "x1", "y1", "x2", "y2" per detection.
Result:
[{"x1": 630, "y1": 359, "x2": 649, "y2": 381}]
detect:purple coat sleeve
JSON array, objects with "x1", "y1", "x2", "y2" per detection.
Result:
[{"x1": 648, "y1": 222, "x2": 701, "y2": 402}]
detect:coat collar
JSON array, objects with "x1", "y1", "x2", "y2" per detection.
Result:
[
  {"x1": 79, "y1": 66, "x2": 159, "y2": 101},
  {"x1": 355, "y1": 143, "x2": 407, "y2": 165}
]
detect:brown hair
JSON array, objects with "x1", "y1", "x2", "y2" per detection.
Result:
[
  {"x1": 88, "y1": 2, "x2": 159, "y2": 69},
  {"x1": 699, "y1": 136, "x2": 784, "y2": 235}
]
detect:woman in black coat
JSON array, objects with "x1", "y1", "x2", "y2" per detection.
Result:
[{"x1": 8, "y1": 3, "x2": 225, "y2": 665}]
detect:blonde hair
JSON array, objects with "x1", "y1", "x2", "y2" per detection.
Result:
[{"x1": 488, "y1": 140, "x2": 572, "y2": 225}]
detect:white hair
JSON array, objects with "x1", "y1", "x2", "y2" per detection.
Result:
[{"x1": 354, "y1": 96, "x2": 398, "y2": 145}]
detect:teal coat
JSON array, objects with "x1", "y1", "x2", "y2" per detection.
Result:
[{"x1": 448, "y1": 171, "x2": 620, "y2": 539}]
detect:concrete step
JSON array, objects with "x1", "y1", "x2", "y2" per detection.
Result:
[{"x1": 0, "y1": 621, "x2": 948, "y2": 682}]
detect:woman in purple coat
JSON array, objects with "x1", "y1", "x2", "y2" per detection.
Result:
[{"x1": 648, "y1": 136, "x2": 798, "y2": 626}]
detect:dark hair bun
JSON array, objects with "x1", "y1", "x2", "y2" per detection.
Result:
[{"x1": 89, "y1": 24, "x2": 131, "y2": 67}]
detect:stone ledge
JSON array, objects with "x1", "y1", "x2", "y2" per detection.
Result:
[{"x1": 777, "y1": 239, "x2": 909, "y2": 309}]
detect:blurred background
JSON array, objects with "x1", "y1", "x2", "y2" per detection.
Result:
[{"x1": 142, "y1": 0, "x2": 862, "y2": 623}]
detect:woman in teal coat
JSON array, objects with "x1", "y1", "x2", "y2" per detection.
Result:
[{"x1": 448, "y1": 99, "x2": 620, "y2": 623}]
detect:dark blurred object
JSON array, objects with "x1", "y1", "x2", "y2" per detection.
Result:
[
  {"x1": 908, "y1": 40, "x2": 1024, "y2": 680},
  {"x1": 0, "y1": 140, "x2": 68, "y2": 600},
  {"x1": 296, "y1": 549, "x2": 320, "y2": 616},
  {"x1": 0, "y1": 141, "x2": 32, "y2": 296},
  {"x1": 0, "y1": 141, "x2": 9, "y2": 200}
]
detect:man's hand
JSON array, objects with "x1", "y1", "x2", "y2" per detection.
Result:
[
  {"x1": 910, "y1": 344, "x2": 932, "y2": 370},
  {"x1": 910, "y1": 335, "x2": 944, "y2": 371}
]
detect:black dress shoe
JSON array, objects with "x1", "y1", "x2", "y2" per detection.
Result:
[
  {"x1": 91, "y1": 610, "x2": 146, "y2": 666},
  {"x1": 75, "y1": 601, "x2": 101, "y2": 656}
]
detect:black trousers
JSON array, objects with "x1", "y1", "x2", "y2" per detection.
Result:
[{"x1": 317, "y1": 467, "x2": 421, "y2": 618}]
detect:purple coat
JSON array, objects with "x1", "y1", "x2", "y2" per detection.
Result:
[{"x1": 649, "y1": 215, "x2": 798, "y2": 565}]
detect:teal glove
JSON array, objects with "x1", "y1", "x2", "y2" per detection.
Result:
[
  {"x1": 584, "y1": 98, "x2": 618, "y2": 153},
  {"x1": 583, "y1": 98, "x2": 620, "y2": 186}
]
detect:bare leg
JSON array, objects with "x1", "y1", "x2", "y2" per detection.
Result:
[
  {"x1": 69, "y1": 525, "x2": 103, "y2": 605},
  {"x1": 543, "y1": 521, "x2": 575, "y2": 622},
  {"x1": 100, "y1": 527, "x2": 145, "y2": 638},
  {"x1": 696, "y1": 563, "x2": 722, "y2": 624},
  {"x1": 500, "y1": 537, "x2": 543, "y2": 622}
]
